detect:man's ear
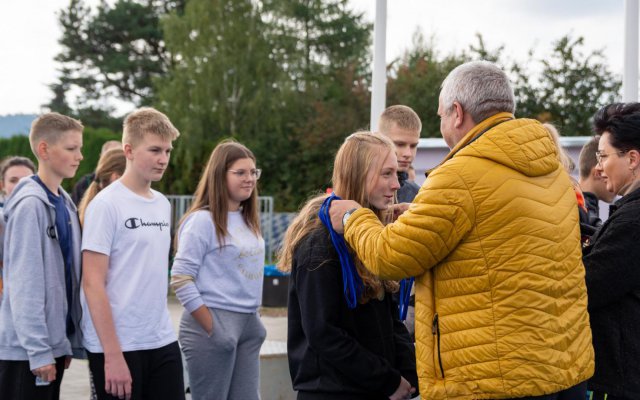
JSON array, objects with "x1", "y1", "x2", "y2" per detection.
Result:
[{"x1": 453, "y1": 101, "x2": 464, "y2": 128}]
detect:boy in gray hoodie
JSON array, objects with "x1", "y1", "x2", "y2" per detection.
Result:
[{"x1": 0, "y1": 113, "x2": 85, "y2": 400}]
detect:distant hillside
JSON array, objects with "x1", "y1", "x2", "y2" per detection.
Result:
[{"x1": 0, "y1": 114, "x2": 36, "y2": 138}]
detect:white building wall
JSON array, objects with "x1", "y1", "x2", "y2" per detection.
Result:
[{"x1": 413, "y1": 136, "x2": 592, "y2": 186}]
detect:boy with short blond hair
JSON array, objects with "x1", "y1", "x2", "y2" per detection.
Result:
[
  {"x1": 378, "y1": 105, "x2": 421, "y2": 203},
  {"x1": 0, "y1": 112, "x2": 85, "y2": 399},
  {"x1": 81, "y1": 107, "x2": 184, "y2": 400},
  {"x1": 378, "y1": 105, "x2": 422, "y2": 338}
]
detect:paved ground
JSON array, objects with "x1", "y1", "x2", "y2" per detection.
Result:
[{"x1": 60, "y1": 296, "x2": 288, "y2": 400}]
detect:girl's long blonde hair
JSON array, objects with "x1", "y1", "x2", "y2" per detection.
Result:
[
  {"x1": 177, "y1": 140, "x2": 260, "y2": 247},
  {"x1": 543, "y1": 123, "x2": 576, "y2": 174},
  {"x1": 78, "y1": 148, "x2": 126, "y2": 226},
  {"x1": 278, "y1": 132, "x2": 399, "y2": 303}
]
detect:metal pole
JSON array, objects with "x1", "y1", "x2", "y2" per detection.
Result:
[
  {"x1": 624, "y1": 0, "x2": 639, "y2": 101},
  {"x1": 370, "y1": 0, "x2": 387, "y2": 131}
]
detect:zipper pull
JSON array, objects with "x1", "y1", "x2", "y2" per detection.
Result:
[{"x1": 432, "y1": 313, "x2": 439, "y2": 335}]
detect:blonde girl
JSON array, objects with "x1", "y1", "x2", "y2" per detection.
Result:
[
  {"x1": 77, "y1": 148, "x2": 126, "y2": 226},
  {"x1": 279, "y1": 132, "x2": 418, "y2": 400}
]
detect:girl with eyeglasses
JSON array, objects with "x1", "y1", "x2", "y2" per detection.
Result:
[
  {"x1": 583, "y1": 103, "x2": 640, "y2": 400},
  {"x1": 171, "y1": 140, "x2": 266, "y2": 400}
]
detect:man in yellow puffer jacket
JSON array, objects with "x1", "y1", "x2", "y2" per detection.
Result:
[{"x1": 329, "y1": 61, "x2": 594, "y2": 400}]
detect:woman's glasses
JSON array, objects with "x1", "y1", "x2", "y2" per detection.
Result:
[{"x1": 228, "y1": 168, "x2": 262, "y2": 180}]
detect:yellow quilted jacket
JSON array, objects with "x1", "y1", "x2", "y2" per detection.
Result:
[{"x1": 345, "y1": 113, "x2": 594, "y2": 399}]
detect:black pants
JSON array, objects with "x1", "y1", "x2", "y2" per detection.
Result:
[
  {"x1": 589, "y1": 391, "x2": 627, "y2": 400},
  {"x1": 503, "y1": 381, "x2": 587, "y2": 400},
  {"x1": 87, "y1": 341, "x2": 185, "y2": 400},
  {"x1": 0, "y1": 356, "x2": 66, "y2": 400}
]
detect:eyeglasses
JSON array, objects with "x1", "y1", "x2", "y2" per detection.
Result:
[
  {"x1": 228, "y1": 168, "x2": 262, "y2": 180},
  {"x1": 595, "y1": 150, "x2": 628, "y2": 165}
]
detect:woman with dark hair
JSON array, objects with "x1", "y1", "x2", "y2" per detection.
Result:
[{"x1": 584, "y1": 102, "x2": 640, "y2": 400}]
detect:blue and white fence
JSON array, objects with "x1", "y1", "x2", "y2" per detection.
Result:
[{"x1": 167, "y1": 195, "x2": 294, "y2": 264}]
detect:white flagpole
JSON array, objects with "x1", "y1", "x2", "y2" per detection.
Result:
[
  {"x1": 370, "y1": 0, "x2": 387, "y2": 131},
  {"x1": 624, "y1": 0, "x2": 639, "y2": 101}
]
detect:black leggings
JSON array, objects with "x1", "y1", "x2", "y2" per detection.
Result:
[
  {"x1": 589, "y1": 391, "x2": 628, "y2": 400},
  {"x1": 87, "y1": 341, "x2": 185, "y2": 400}
]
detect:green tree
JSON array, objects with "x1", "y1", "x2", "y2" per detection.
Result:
[
  {"x1": 157, "y1": 0, "x2": 286, "y2": 195},
  {"x1": 262, "y1": 0, "x2": 371, "y2": 87},
  {"x1": 0, "y1": 127, "x2": 119, "y2": 192},
  {"x1": 258, "y1": 0, "x2": 372, "y2": 207},
  {"x1": 49, "y1": 0, "x2": 184, "y2": 127},
  {"x1": 387, "y1": 32, "x2": 469, "y2": 137},
  {"x1": 157, "y1": 0, "x2": 372, "y2": 211},
  {"x1": 388, "y1": 33, "x2": 620, "y2": 138},
  {"x1": 512, "y1": 35, "x2": 621, "y2": 135}
]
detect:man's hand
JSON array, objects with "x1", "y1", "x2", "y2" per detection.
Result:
[
  {"x1": 390, "y1": 203, "x2": 410, "y2": 221},
  {"x1": 328, "y1": 200, "x2": 361, "y2": 234},
  {"x1": 105, "y1": 353, "x2": 132, "y2": 400},
  {"x1": 388, "y1": 376, "x2": 416, "y2": 400},
  {"x1": 32, "y1": 363, "x2": 56, "y2": 383}
]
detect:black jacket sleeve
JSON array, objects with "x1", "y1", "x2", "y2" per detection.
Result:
[
  {"x1": 391, "y1": 307, "x2": 419, "y2": 392},
  {"x1": 583, "y1": 212, "x2": 640, "y2": 311},
  {"x1": 294, "y1": 237, "x2": 402, "y2": 396}
]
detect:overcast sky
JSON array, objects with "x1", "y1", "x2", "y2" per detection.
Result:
[{"x1": 0, "y1": 0, "x2": 626, "y2": 115}]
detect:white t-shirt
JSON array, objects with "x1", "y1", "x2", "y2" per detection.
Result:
[{"x1": 80, "y1": 180, "x2": 176, "y2": 353}]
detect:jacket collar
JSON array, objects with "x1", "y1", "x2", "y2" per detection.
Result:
[
  {"x1": 427, "y1": 112, "x2": 514, "y2": 175},
  {"x1": 612, "y1": 181, "x2": 640, "y2": 213},
  {"x1": 397, "y1": 171, "x2": 409, "y2": 187},
  {"x1": 583, "y1": 192, "x2": 600, "y2": 213}
]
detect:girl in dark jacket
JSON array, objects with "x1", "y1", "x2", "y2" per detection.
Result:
[
  {"x1": 278, "y1": 132, "x2": 418, "y2": 400},
  {"x1": 584, "y1": 102, "x2": 640, "y2": 400}
]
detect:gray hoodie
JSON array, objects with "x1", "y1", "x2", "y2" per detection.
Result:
[{"x1": 0, "y1": 177, "x2": 84, "y2": 369}]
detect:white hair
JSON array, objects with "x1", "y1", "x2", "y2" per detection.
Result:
[{"x1": 440, "y1": 60, "x2": 516, "y2": 123}]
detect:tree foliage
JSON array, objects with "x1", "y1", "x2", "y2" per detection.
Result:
[
  {"x1": 156, "y1": 0, "x2": 371, "y2": 210},
  {"x1": 156, "y1": 0, "x2": 288, "y2": 194},
  {"x1": 387, "y1": 33, "x2": 620, "y2": 138},
  {"x1": 512, "y1": 35, "x2": 621, "y2": 135},
  {"x1": 47, "y1": 0, "x2": 185, "y2": 126},
  {"x1": 50, "y1": 1, "x2": 622, "y2": 209},
  {"x1": 387, "y1": 32, "x2": 468, "y2": 137},
  {"x1": 0, "y1": 128, "x2": 120, "y2": 192}
]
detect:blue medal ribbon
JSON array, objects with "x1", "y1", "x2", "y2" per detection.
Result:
[
  {"x1": 398, "y1": 277, "x2": 414, "y2": 321},
  {"x1": 318, "y1": 193, "x2": 414, "y2": 320},
  {"x1": 318, "y1": 193, "x2": 363, "y2": 309}
]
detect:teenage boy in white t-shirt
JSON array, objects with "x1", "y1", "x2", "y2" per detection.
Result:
[{"x1": 81, "y1": 107, "x2": 184, "y2": 400}]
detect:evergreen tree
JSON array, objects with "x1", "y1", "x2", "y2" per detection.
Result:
[
  {"x1": 512, "y1": 35, "x2": 621, "y2": 135},
  {"x1": 48, "y1": 0, "x2": 184, "y2": 126}
]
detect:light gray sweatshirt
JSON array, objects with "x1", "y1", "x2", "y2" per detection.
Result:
[
  {"x1": 171, "y1": 210, "x2": 265, "y2": 314},
  {"x1": 0, "y1": 177, "x2": 84, "y2": 369}
]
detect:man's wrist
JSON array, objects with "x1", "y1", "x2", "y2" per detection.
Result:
[{"x1": 342, "y1": 207, "x2": 359, "y2": 229}]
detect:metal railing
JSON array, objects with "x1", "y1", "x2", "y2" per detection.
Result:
[{"x1": 166, "y1": 195, "x2": 275, "y2": 263}]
